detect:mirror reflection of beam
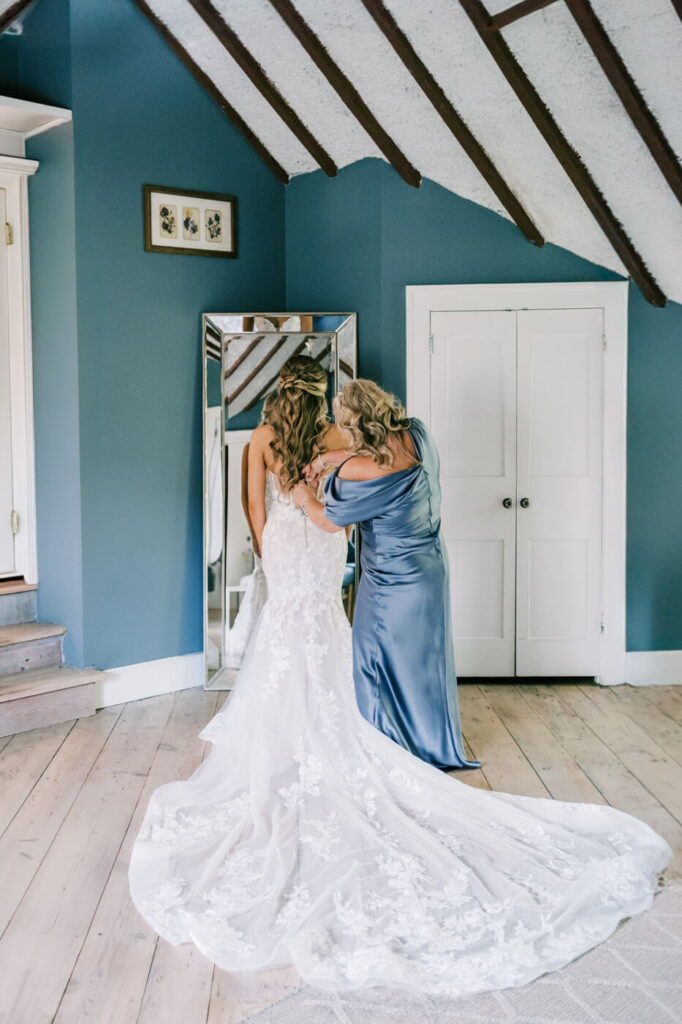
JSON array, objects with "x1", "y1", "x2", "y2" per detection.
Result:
[
  {"x1": 339, "y1": 358, "x2": 354, "y2": 380},
  {"x1": 222, "y1": 334, "x2": 266, "y2": 378},
  {"x1": 224, "y1": 332, "x2": 334, "y2": 418},
  {"x1": 205, "y1": 323, "x2": 222, "y2": 361}
]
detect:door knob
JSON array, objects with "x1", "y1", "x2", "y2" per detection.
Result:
[
  {"x1": 520, "y1": 497, "x2": 530, "y2": 508},
  {"x1": 502, "y1": 497, "x2": 513, "y2": 508}
]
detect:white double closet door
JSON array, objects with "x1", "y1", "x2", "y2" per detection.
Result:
[{"x1": 430, "y1": 307, "x2": 604, "y2": 678}]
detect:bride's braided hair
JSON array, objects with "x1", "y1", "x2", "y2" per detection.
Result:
[
  {"x1": 268, "y1": 355, "x2": 329, "y2": 490},
  {"x1": 334, "y1": 379, "x2": 412, "y2": 467}
]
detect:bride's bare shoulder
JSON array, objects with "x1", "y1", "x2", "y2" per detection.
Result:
[{"x1": 251, "y1": 424, "x2": 275, "y2": 449}]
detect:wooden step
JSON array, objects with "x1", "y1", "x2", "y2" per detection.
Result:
[
  {"x1": 0, "y1": 622, "x2": 66, "y2": 675},
  {"x1": 0, "y1": 579, "x2": 39, "y2": 595},
  {"x1": 0, "y1": 666, "x2": 102, "y2": 736},
  {"x1": 0, "y1": 623, "x2": 66, "y2": 647}
]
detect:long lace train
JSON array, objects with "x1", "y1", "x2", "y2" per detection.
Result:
[{"x1": 128, "y1": 473, "x2": 672, "y2": 998}]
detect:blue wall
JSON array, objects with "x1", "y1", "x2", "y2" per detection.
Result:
[
  {"x1": 286, "y1": 159, "x2": 682, "y2": 652},
  {"x1": 4, "y1": 6, "x2": 680, "y2": 663},
  {"x1": 4, "y1": 0, "x2": 286, "y2": 668}
]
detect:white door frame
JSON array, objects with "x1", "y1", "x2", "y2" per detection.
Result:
[
  {"x1": 0, "y1": 155, "x2": 39, "y2": 583},
  {"x1": 406, "y1": 281, "x2": 628, "y2": 686}
]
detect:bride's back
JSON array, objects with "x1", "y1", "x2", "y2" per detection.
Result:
[
  {"x1": 262, "y1": 421, "x2": 348, "y2": 492},
  {"x1": 261, "y1": 445, "x2": 348, "y2": 614},
  {"x1": 247, "y1": 354, "x2": 349, "y2": 609}
]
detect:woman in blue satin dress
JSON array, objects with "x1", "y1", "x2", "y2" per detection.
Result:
[{"x1": 293, "y1": 379, "x2": 479, "y2": 771}]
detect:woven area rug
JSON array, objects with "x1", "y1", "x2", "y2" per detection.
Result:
[{"x1": 247, "y1": 883, "x2": 682, "y2": 1024}]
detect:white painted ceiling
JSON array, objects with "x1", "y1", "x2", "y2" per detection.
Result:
[
  {"x1": 4, "y1": 0, "x2": 681, "y2": 303},
  {"x1": 138, "y1": 0, "x2": 682, "y2": 305}
]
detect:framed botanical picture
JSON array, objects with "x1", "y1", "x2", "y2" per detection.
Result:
[{"x1": 143, "y1": 185, "x2": 237, "y2": 258}]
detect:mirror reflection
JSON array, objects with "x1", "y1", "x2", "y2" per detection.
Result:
[{"x1": 203, "y1": 313, "x2": 358, "y2": 689}]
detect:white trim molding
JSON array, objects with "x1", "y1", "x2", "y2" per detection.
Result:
[
  {"x1": 95, "y1": 651, "x2": 204, "y2": 708},
  {"x1": 406, "y1": 280, "x2": 629, "y2": 686},
  {"x1": 624, "y1": 650, "x2": 682, "y2": 687},
  {"x1": 0, "y1": 94, "x2": 71, "y2": 159},
  {"x1": 0, "y1": 155, "x2": 40, "y2": 584}
]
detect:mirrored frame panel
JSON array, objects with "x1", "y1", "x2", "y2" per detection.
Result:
[{"x1": 202, "y1": 312, "x2": 357, "y2": 690}]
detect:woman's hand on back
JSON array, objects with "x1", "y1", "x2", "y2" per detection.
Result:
[
  {"x1": 292, "y1": 480, "x2": 316, "y2": 509},
  {"x1": 303, "y1": 448, "x2": 350, "y2": 483}
]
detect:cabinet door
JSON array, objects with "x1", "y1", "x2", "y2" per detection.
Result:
[
  {"x1": 515, "y1": 308, "x2": 604, "y2": 675},
  {"x1": 431, "y1": 311, "x2": 517, "y2": 676},
  {"x1": 0, "y1": 188, "x2": 15, "y2": 574}
]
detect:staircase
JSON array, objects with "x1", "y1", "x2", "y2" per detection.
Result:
[{"x1": 0, "y1": 583, "x2": 103, "y2": 737}]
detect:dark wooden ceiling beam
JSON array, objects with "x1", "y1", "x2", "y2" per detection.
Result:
[
  {"x1": 488, "y1": 0, "x2": 560, "y2": 31},
  {"x1": 564, "y1": 0, "x2": 682, "y2": 206},
  {"x1": 186, "y1": 0, "x2": 336, "y2": 177},
  {"x1": 361, "y1": 0, "x2": 544, "y2": 245},
  {"x1": 131, "y1": 0, "x2": 289, "y2": 184},
  {"x1": 266, "y1": 0, "x2": 421, "y2": 188},
  {"x1": 0, "y1": 0, "x2": 34, "y2": 34},
  {"x1": 671, "y1": 0, "x2": 682, "y2": 23},
  {"x1": 459, "y1": 0, "x2": 666, "y2": 307}
]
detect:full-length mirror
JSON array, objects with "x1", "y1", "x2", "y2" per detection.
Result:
[{"x1": 202, "y1": 313, "x2": 358, "y2": 689}]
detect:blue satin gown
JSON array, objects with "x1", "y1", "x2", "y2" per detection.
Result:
[{"x1": 323, "y1": 417, "x2": 480, "y2": 770}]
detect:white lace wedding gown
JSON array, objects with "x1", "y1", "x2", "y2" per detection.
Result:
[{"x1": 128, "y1": 472, "x2": 672, "y2": 998}]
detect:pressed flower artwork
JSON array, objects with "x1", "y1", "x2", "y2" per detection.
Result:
[
  {"x1": 144, "y1": 185, "x2": 236, "y2": 257},
  {"x1": 183, "y1": 206, "x2": 199, "y2": 240},
  {"x1": 159, "y1": 204, "x2": 177, "y2": 238},
  {"x1": 205, "y1": 209, "x2": 222, "y2": 243}
]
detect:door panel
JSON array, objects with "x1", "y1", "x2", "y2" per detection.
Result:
[
  {"x1": 515, "y1": 308, "x2": 603, "y2": 675},
  {"x1": 431, "y1": 311, "x2": 517, "y2": 676},
  {"x1": 0, "y1": 188, "x2": 14, "y2": 573}
]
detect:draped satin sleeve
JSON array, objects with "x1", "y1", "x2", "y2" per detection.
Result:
[{"x1": 323, "y1": 464, "x2": 381, "y2": 526}]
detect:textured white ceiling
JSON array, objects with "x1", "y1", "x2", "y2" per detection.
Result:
[{"x1": 6, "y1": 0, "x2": 682, "y2": 303}]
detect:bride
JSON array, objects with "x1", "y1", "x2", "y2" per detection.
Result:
[{"x1": 128, "y1": 356, "x2": 672, "y2": 998}]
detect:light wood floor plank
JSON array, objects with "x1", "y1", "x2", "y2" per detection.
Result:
[
  {"x1": 521, "y1": 684, "x2": 682, "y2": 874},
  {"x1": 481, "y1": 684, "x2": 605, "y2": 803},
  {"x1": 0, "y1": 718, "x2": 75, "y2": 835},
  {"x1": 635, "y1": 685, "x2": 682, "y2": 722},
  {"x1": 516, "y1": 683, "x2": 619, "y2": 767},
  {"x1": 0, "y1": 705, "x2": 122, "y2": 936},
  {"x1": 208, "y1": 966, "x2": 302, "y2": 1024},
  {"x1": 608, "y1": 684, "x2": 682, "y2": 762},
  {"x1": 0, "y1": 694, "x2": 175, "y2": 1024},
  {"x1": 53, "y1": 688, "x2": 220, "y2": 1024},
  {"x1": 137, "y1": 942, "x2": 214, "y2": 1024},
  {"x1": 562, "y1": 685, "x2": 682, "y2": 823},
  {"x1": 458, "y1": 685, "x2": 549, "y2": 797}
]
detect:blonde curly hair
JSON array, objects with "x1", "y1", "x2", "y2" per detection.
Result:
[
  {"x1": 268, "y1": 355, "x2": 329, "y2": 489},
  {"x1": 333, "y1": 379, "x2": 412, "y2": 467}
]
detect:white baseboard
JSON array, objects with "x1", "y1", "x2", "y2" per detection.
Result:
[
  {"x1": 624, "y1": 650, "x2": 682, "y2": 687},
  {"x1": 94, "y1": 648, "x2": 680, "y2": 704},
  {"x1": 96, "y1": 651, "x2": 204, "y2": 708}
]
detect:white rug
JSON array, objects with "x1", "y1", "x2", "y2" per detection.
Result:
[{"x1": 248, "y1": 883, "x2": 682, "y2": 1024}]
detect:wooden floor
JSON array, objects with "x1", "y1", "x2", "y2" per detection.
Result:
[{"x1": 0, "y1": 680, "x2": 681, "y2": 1024}]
